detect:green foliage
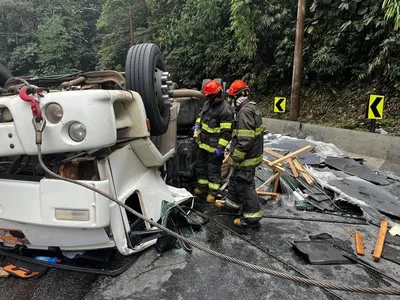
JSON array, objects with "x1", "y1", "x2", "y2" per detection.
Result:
[
  {"x1": 160, "y1": 0, "x2": 235, "y2": 87},
  {"x1": 35, "y1": 15, "x2": 87, "y2": 74},
  {"x1": 0, "y1": 0, "x2": 100, "y2": 75},
  {"x1": 230, "y1": 0, "x2": 257, "y2": 59},
  {"x1": 383, "y1": 0, "x2": 400, "y2": 29},
  {"x1": 8, "y1": 44, "x2": 39, "y2": 76},
  {"x1": 3, "y1": 0, "x2": 400, "y2": 95},
  {"x1": 97, "y1": 0, "x2": 150, "y2": 70},
  {"x1": 97, "y1": 0, "x2": 131, "y2": 70},
  {"x1": 309, "y1": 47, "x2": 345, "y2": 76}
]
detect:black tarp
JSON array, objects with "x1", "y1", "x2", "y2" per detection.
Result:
[{"x1": 325, "y1": 157, "x2": 390, "y2": 186}]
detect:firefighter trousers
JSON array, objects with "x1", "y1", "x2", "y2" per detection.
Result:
[
  {"x1": 195, "y1": 148, "x2": 223, "y2": 196},
  {"x1": 226, "y1": 167, "x2": 262, "y2": 223}
]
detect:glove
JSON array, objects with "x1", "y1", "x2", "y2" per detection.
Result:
[
  {"x1": 193, "y1": 125, "x2": 201, "y2": 138},
  {"x1": 214, "y1": 148, "x2": 223, "y2": 158}
]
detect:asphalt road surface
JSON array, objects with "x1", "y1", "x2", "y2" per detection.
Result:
[{"x1": 1, "y1": 199, "x2": 400, "y2": 300}]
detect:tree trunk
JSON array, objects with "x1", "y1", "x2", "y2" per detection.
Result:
[{"x1": 289, "y1": 0, "x2": 306, "y2": 121}]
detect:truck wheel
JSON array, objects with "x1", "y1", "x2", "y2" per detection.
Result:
[
  {"x1": 125, "y1": 43, "x2": 173, "y2": 136},
  {"x1": 0, "y1": 63, "x2": 12, "y2": 87}
]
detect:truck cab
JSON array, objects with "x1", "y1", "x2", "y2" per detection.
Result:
[{"x1": 0, "y1": 43, "x2": 194, "y2": 256}]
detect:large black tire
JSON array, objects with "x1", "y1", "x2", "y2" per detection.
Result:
[
  {"x1": 0, "y1": 63, "x2": 12, "y2": 87},
  {"x1": 125, "y1": 44, "x2": 170, "y2": 136}
]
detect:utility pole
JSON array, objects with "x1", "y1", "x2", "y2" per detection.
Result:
[
  {"x1": 289, "y1": 0, "x2": 306, "y2": 121},
  {"x1": 129, "y1": 5, "x2": 134, "y2": 46}
]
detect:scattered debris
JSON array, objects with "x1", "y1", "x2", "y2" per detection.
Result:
[
  {"x1": 307, "y1": 168, "x2": 400, "y2": 225},
  {"x1": 256, "y1": 134, "x2": 400, "y2": 226},
  {"x1": 258, "y1": 145, "x2": 314, "y2": 200},
  {"x1": 292, "y1": 240, "x2": 353, "y2": 265},
  {"x1": 262, "y1": 215, "x2": 368, "y2": 225},
  {"x1": 0, "y1": 267, "x2": 9, "y2": 278},
  {"x1": 344, "y1": 227, "x2": 365, "y2": 256},
  {"x1": 389, "y1": 225, "x2": 400, "y2": 237},
  {"x1": 2, "y1": 260, "x2": 48, "y2": 279},
  {"x1": 375, "y1": 128, "x2": 389, "y2": 135},
  {"x1": 324, "y1": 157, "x2": 389, "y2": 186},
  {"x1": 264, "y1": 136, "x2": 320, "y2": 165},
  {"x1": 293, "y1": 158, "x2": 314, "y2": 185},
  {"x1": 62, "y1": 251, "x2": 85, "y2": 260},
  {"x1": 382, "y1": 244, "x2": 400, "y2": 266},
  {"x1": 267, "y1": 145, "x2": 313, "y2": 167},
  {"x1": 373, "y1": 219, "x2": 388, "y2": 262}
]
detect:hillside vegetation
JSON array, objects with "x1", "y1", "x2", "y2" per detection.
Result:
[{"x1": 1, "y1": 0, "x2": 400, "y2": 134}]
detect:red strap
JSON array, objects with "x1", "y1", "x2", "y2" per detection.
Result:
[{"x1": 19, "y1": 86, "x2": 43, "y2": 122}]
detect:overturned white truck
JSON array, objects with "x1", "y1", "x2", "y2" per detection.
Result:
[{"x1": 0, "y1": 44, "x2": 197, "y2": 256}]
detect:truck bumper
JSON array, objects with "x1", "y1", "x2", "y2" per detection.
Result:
[{"x1": 0, "y1": 178, "x2": 115, "y2": 250}]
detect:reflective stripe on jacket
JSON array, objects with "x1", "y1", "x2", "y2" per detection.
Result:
[
  {"x1": 195, "y1": 99, "x2": 234, "y2": 153},
  {"x1": 229, "y1": 100, "x2": 264, "y2": 168}
]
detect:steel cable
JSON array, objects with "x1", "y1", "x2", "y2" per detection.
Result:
[{"x1": 36, "y1": 144, "x2": 400, "y2": 295}]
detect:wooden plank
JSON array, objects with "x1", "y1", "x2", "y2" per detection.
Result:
[
  {"x1": 355, "y1": 233, "x2": 365, "y2": 256},
  {"x1": 273, "y1": 172, "x2": 280, "y2": 193},
  {"x1": 256, "y1": 173, "x2": 280, "y2": 191},
  {"x1": 293, "y1": 160, "x2": 313, "y2": 184},
  {"x1": 268, "y1": 145, "x2": 313, "y2": 166},
  {"x1": 344, "y1": 227, "x2": 365, "y2": 256},
  {"x1": 262, "y1": 160, "x2": 285, "y2": 172},
  {"x1": 288, "y1": 159, "x2": 299, "y2": 177},
  {"x1": 373, "y1": 219, "x2": 388, "y2": 262},
  {"x1": 264, "y1": 147, "x2": 298, "y2": 177},
  {"x1": 274, "y1": 165, "x2": 286, "y2": 173},
  {"x1": 293, "y1": 158, "x2": 313, "y2": 185},
  {"x1": 256, "y1": 191, "x2": 280, "y2": 197},
  {"x1": 264, "y1": 147, "x2": 284, "y2": 158},
  {"x1": 223, "y1": 153, "x2": 230, "y2": 164}
]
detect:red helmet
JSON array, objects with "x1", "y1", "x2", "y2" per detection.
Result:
[
  {"x1": 227, "y1": 87, "x2": 235, "y2": 97},
  {"x1": 227, "y1": 80, "x2": 250, "y2": 96},
  {"x1": 202, "y1": 80, "x2": 222, "y2": 97}
]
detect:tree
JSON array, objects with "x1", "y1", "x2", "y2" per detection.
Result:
[
  {"x1": 34, "y1": 15, "x2": 85, "y2": 74},
  {"x1": 97, "y1": 0, "x2": 150, "y2": 70},
  {"x1": 383, "y1": 0, "x2": 400, "y2": 29},
  {"x1": 0, "y1": 0, "x2": 100, "y2": 75},
  {"x1": 160, "y1": 0, "x2": 235, "y2": 87},
  {"x1": 3, "y1": 0, "x2": 400, "y2": 93}
]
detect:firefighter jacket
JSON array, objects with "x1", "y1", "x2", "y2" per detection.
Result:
[
  {"x1": 229, "y1": 98, "x2": 264, "y2": 168},
  {"x1": 195, "y1": 99, "x2": 234, "y2": 153}
]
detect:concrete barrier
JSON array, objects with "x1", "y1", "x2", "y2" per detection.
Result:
[{"x1": 263, "y1": 118, "x2": 400, "y2": 173}]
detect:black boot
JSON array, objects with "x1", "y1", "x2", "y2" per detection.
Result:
[{"x1": 233, "y1": 217, "x2": 261, "y2": 228}]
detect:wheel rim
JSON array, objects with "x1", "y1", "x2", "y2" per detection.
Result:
[{"x1": 154, "y1": 68, "x2": 173, "y2": 115}]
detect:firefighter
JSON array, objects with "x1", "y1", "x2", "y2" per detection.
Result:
[
  {"x1": 193, "y1": 80, "x2": 234, "y2": 203},
  {"x1": 225, "y1": 89, "x2": 233, "y2": 104},
  {"x1": 216, "y1": 80, "x2": 264, "y2": 228}
]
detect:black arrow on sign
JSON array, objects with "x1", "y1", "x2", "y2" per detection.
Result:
[
  {"x1": 276, "y1": 98, "x2": 285, "y2": 112},
  {"x1": 370, "y1": 97, "x2": 383, "y2": 118}
]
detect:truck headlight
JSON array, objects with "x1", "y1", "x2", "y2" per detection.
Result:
[
  {"x1": 55, "y1": 209, "x2": 90, "y2": 221},
  {"x1": 2, "y1": 108, "x2": 13, "y2": 122},
  {"x1": 45, "y1": 103, "x2": 63, "y2": 124},
  {"x1": 68, "y1": 122, "x2": 86, "y2": 142}
]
